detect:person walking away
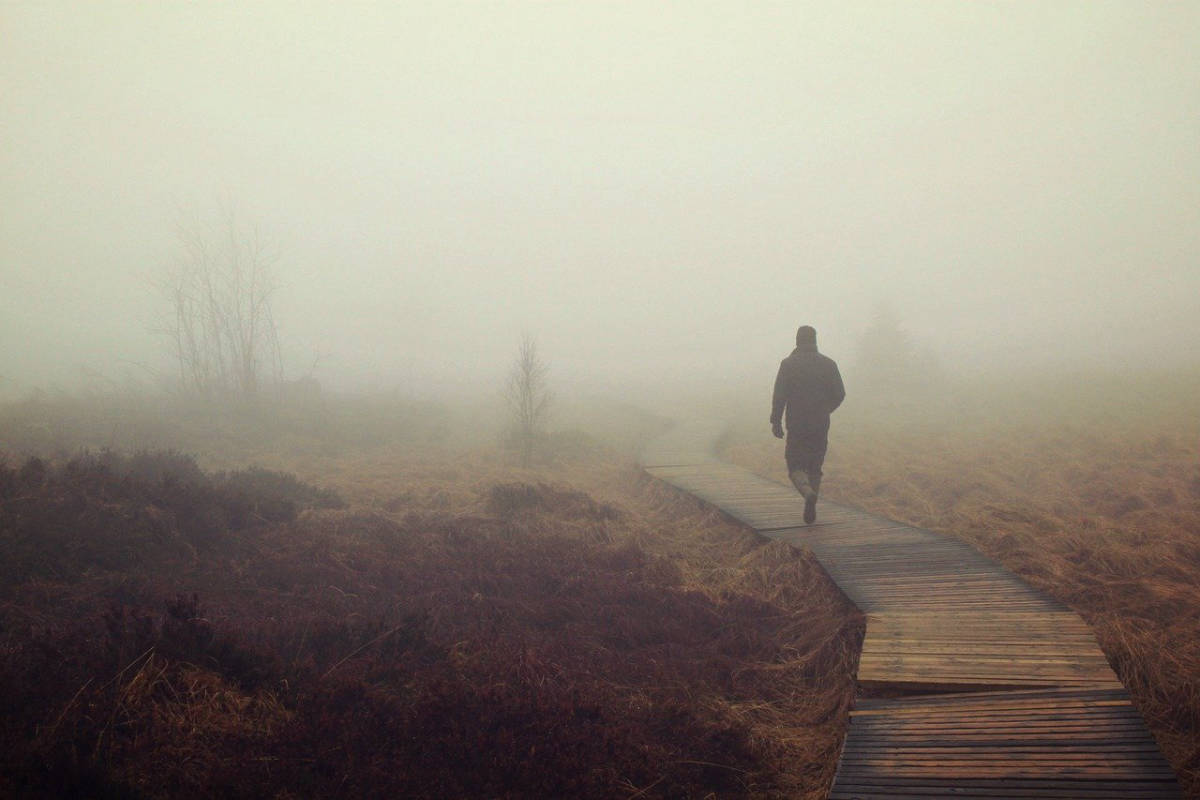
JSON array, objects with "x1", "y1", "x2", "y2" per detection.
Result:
[{"x1": 770, "y1": 325, "x2": 845, "y2": 524}]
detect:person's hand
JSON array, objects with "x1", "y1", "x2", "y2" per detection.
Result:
[{"x1": 772, "y1": 422, "x2": 784, "y2": 439}]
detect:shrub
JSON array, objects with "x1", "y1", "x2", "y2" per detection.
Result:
[
  {"x1": 486, "y1": 482, "x2": 621, "y2": 520},
  {"x1": 0, "y1": 451, "x2": 344, "y2": 583}
]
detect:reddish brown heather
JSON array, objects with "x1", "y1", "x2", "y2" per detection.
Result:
[{"x1": 0, "y1": 444, "x2": 860, "y2": 799}]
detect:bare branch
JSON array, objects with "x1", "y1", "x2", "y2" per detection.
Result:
[
  {"x1": 504, "y1": 333, "x2": 551, "y2": 466},
  {"x1": 154, "y1": 205, "x2": 284, "y2": 401}
]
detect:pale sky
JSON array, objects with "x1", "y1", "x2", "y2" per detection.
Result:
[{"x1": 3, "y1": 2, "x2": 1198, "y2": 397}]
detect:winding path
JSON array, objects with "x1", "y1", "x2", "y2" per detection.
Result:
[{"x1": 641, "y1": 419, "x2": 1180, "y2": 799}]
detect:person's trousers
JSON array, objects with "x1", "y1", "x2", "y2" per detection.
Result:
[{"x1": 785, "y1": 425, "x2": 828, "y2": 495}]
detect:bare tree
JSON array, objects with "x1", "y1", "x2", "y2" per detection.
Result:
[
  {"x1": 157, "y1": 206, "x2": 283, "y2": 400},
  {"x1": 504, "y1": 333, "x2": 551, "y2": 466}
]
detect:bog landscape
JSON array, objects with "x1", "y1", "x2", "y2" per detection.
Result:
[
  {"x1": 2, "y1": 368, "x2": 1198, "y2": 797},
  {"x1": 3, "y1": 3, "x2": 1198, "y2": 798}
]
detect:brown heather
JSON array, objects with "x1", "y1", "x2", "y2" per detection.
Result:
[
  {"x1": 0, "y1": 440, "x2": 860, "y2": 799},
  {"x1": 5, "y1": 372, "x2": 1196, "y2": 797}
]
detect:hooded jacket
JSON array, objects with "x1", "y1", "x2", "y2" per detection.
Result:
[{"x1": 770, "y1": 343, "x2": 845, "y2": 431}]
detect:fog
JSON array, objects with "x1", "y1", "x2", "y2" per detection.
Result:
[{"x1": 3, "y1": 2, "x2": 1199, "y2": 403}]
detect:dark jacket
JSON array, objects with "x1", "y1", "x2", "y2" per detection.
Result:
[{"x1": 770, "y1": 343, "x2": 845, "y2": 431}]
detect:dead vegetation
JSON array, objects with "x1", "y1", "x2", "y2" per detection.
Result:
[
  {"x1": 0, "y1": 416, "x2": 860, "y2": 798},
  {"x1": 726, "y1": 370, "x2": 1200, "y2": 797}
]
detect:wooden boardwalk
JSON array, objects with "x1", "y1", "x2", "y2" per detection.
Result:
[{"x1": 642, "y1": 420, "x2": 1179, "y2": 799}]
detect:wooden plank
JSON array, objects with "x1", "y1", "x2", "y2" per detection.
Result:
[
  {"x1": 831, "y1": 785, "x2": 1180, "y2": 799},
  {"x1": 832, "y1": 689, "x2": 1178, "y2": 796},
  {"x1": 853, "y1": 686, "x2": 1130, "y2": 710}
]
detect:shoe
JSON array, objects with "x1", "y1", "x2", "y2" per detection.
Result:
[{"x1": 804, "y1": 495, "x2": 817, "y2": 524}]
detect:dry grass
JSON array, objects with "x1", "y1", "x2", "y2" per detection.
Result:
[
  {"x1": 0, "y1": 418, "x2": 859, "y2": 797},
  {"x1": 725, "y1": 373, "x2": 1200, "y2": 797},
  {"x1": 242, "y1": 440, "x2": 865, "y2": 797},
  {"x1": 21, "y1": 371, "x2": 1193, "y2": 795}
]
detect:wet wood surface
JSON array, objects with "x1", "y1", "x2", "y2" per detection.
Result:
[{"x1": 642, "y1": 420, "x2": 1179, "y2": 798}]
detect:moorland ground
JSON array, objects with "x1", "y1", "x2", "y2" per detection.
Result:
[
  {"x1": 2, "y1": 370, "x2": 1198, "y2": 797},
  {"x1": 0, "y1": 395, "x2": 859, "y2": 799}
]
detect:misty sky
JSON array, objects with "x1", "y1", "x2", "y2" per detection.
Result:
[{"x1": 3, "y1": 2, "x2": 1199, "y2": 398}]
